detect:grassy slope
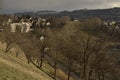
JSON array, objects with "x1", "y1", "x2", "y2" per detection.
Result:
[
  {"x1": 0, "y1": 42, "x2": 74, "y2": 80},
  {"x1": 0, "y1": 48, "x2": 53, "y2": 80},
  {"x1": 0, "y1": 61, "x2": 37, "y2": 80}
]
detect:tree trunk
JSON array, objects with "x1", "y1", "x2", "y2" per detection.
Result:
[
  {"x1": 16, "y1": 52, "x2": 19, "y2": 57},
  {"x1": 40, "y1": 57, "x2": 43, "y2": 68},
  {"x1": 27, "y1": 58, "x2": 31, "y2": 64},
  {"x1": 54, "y1": 63, "x2": 57, "y2": 79},
  {"x1": 67, "y1": 68, "x2": 71, "y2": 80},
  {"x1": 88, "y1": 69, "x2": 92, "y2": 80},
  {"x1": 53, "y1": 57, "x2": 57, "y2": 79},
  {"x1": 40, "y1": 52, "x2": 44, "y2": 68},
  {"x1": 98, "y1": 71, "x2": 101, "y2": 80},
  {"x1": 83, "y1": 64, "x2": 87, "y2": 80},
  {"x1": 5, "y1": 46, "x2": 10, "y2": 53},
  {"x1": 102, "y1": 72, "x2": 105, "y2": 80},
  {"x1": 67, "y1": 61, "x2": 72, "y2": 80}
]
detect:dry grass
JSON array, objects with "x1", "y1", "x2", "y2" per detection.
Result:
[
  {"x1": 0, "y1": 61, "x2": 37, "y2": 80},
  {"x1": 0, "y1": 41, "x2": 75, "y2": 80},
  {"x1": 0, "y1": 44, "x2": 53, "y2": 80}
]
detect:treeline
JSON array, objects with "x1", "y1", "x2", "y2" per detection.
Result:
[{"x1": 0, "y1": 16, "x2": 120, "y2": 80}]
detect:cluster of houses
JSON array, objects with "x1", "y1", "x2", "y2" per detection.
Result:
[
  {"x1": 103, "y1": 21, "x2": 120, "y2": 31},
  {"x1": 1, "y1": 14, "x2": 120, "y2": 34},
  {"x1": 1, "y1": 15, "x2": 51, "y2": 33}
]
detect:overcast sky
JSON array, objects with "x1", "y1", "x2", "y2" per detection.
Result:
[{"x1": 1, "y1": 0, "x2": 120, "y2": 11}]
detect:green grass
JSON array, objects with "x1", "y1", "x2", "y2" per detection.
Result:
[{"x1": 0, "y1": 61, "x2": 37, "y2": 80}]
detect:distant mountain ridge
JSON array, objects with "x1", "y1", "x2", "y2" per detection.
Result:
[
  {"x1": 57, "y1": 7, "x2": 120, "y2": 21},
  {"x1": 36, "y1": 10, "x2": 57, "y2": 14},
  {"x1": 11, "y1": 7, "x2": 120, "y2": 21}
]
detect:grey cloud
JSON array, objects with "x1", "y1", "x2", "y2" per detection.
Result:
[
  {"x1": 0, "y1": 0, "x2": 3, "y2": 9},
  {"x1": 2, "y1": 0, "x2": 120, "y2": 11}
]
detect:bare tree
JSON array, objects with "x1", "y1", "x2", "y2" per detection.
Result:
[{"x1": 0, "y1": 27, "x2": 24, "y2": 53}]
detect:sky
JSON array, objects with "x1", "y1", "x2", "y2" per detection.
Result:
[{"x1": 0, "y1": 0, "x2": 120, "y2": 11}]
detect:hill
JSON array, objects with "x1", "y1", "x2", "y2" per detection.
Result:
[
  {"x1": 0, "y1": 49, "x2": 53, "y2": 80},
  {"x1": 15, "y1": 7, "x2": 120, "y2": 21}
]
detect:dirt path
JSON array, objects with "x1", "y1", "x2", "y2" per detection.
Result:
[{"x1": 0, "y1": 53, "x2": 53, "y2": 80}]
